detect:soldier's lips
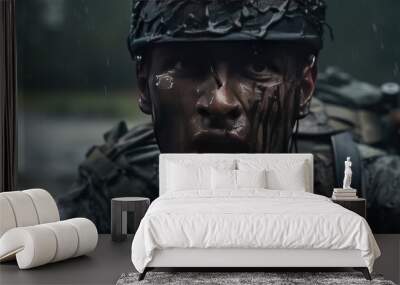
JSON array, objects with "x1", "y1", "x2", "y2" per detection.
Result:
[{"x1": 192, "y1": 129, "x2": 249, "y2": 153}]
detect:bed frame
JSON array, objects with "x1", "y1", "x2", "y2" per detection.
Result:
[
  {"x1": 139, "y1": 154, "x2": 371, "y2": 280},
  {"x1": 140, "y1": 248, "x2": 370, "y2": 280}
]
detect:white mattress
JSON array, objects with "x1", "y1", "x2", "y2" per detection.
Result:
[{"x1": 131, "y1": 190, "x2": 380, "y2": 273}]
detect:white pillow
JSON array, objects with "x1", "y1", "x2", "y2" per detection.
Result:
[
  {"x1": 236, "y1": 169, "x2": 267, "y2": 189},
  {"x1": 266, "y1": 163, "x2": 306, "y2": 191},
  {"x1": 211, "y1": 168, "x2": 236, "y2": 190},
  {"x1": 167, "y1": 162, "x2": 211, "y2": 191},
  {"x1": 237, "y1": 159, "x2": 307, "y2": 191},
  {"x1": 165, "y1": 158, "x2": 236, "y2": 170},
  {"x1": 211, "y1": 169, "x2": 267, "y2": 191}
]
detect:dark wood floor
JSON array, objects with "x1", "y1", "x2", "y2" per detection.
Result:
[{"x1": 373, "y1": 234, "x2": 400, "y2": 284}]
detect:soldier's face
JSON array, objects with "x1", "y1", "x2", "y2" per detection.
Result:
[{"x1": 138, "y1": 42, "x2": 315, "y2": 153}]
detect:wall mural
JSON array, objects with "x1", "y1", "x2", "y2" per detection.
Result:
[{"x1": 17, "y1": 0, "x2": 400, "y2": 234}]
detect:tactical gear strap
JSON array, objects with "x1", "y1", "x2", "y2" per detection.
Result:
[{"x1": 331, "y1": 132, "x2": 363, "y2": 197}]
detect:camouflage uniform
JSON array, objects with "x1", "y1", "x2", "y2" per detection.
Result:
[
  {"x1": 58, "y1": 123, "x2": 159, "y2": 233},
  {"x1": 298, "y1": 67, "x2": 400, "y2": 233}
]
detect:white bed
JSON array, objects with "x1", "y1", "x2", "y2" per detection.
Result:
[{"x1": 131, "y1": 154, "x2": 380, "y2": 280}]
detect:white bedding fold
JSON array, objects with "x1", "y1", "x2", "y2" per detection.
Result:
[{"x1": 131, "y1": 190, "x2": 380, "y2": 273}]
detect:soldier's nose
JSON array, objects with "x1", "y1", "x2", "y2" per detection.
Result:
[{"x1": 196, "y1": 83, "x2": 242, "y2": 121}]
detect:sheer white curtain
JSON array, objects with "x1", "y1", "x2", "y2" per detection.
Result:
[{"x1": 0, "y1": 0, "x2": 17, "y2": 192}]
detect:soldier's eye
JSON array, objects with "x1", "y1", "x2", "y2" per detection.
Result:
[
  {"x1": 172, "y1": 57, "x2": 196, "y2": 70},
  {"x1": 172, "y1": 58, "x2": 208, "y2": 76},
  {"x1": 243, "y1": 61, "x2": 282, "y2": 87},
  {"x1": 173, "y1": 60, "x2": 186, "y2": 70},
  {"x1": 250, "y1": 63, "x2": 270, "y2": 73},
  {"x1": 245, "y1": 62, "x2": 275, "y2": 76}
]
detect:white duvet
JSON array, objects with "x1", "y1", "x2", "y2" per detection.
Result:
[{"x1": 131, "y1": 190, "x2": 380, "y2": 273}]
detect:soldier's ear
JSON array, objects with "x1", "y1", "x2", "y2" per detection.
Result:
[
  {"x1": 298, "y1": 57, "x2": 317, "y2": 119},
  {"x1": 136, "y1": 58, "x2": 153, "y2": 115}
]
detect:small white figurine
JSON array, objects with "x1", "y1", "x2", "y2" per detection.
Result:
[{"x1": 342, "y1": 157, "x2": 353, "y2": 189}]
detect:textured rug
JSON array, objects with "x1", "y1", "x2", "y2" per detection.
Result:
[{"x1": 116, "y1": 272, "x2": 396, "y2": 285}]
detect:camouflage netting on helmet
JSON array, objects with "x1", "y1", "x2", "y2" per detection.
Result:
[{"x1": 127, "y1": 0, "x2": 328, "y2": 58}]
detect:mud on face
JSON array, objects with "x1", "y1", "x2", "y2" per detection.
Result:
[{"x1": 143, "y1": 42, "x2": 313, "y2": 153}]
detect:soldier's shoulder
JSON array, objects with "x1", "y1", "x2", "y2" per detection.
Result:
[
  {"x1": 84, "y1": 121, "x2": 159, "y2": 158},
  {"x1": 99, "y1": 121, "x2": 157, "y2": 149},
  {"x1": 78, "y1": 121, "x2": 160, "y2": 184}
]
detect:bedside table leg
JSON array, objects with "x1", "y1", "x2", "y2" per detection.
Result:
[
  {"x1": 138, "y1": 268, "x2": 148, "y2": 281},
  {"x1": 354, "y1": 267, "x2": 371, "y2": 280}
]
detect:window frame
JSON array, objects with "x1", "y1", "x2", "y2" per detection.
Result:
[{"x1": 0, "y1": 0, "x2": 17, "y2": 192}]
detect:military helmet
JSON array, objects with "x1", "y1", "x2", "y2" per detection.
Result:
[{"x1": 127, "y1": 0, "x2": 328, "y2": 59}]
